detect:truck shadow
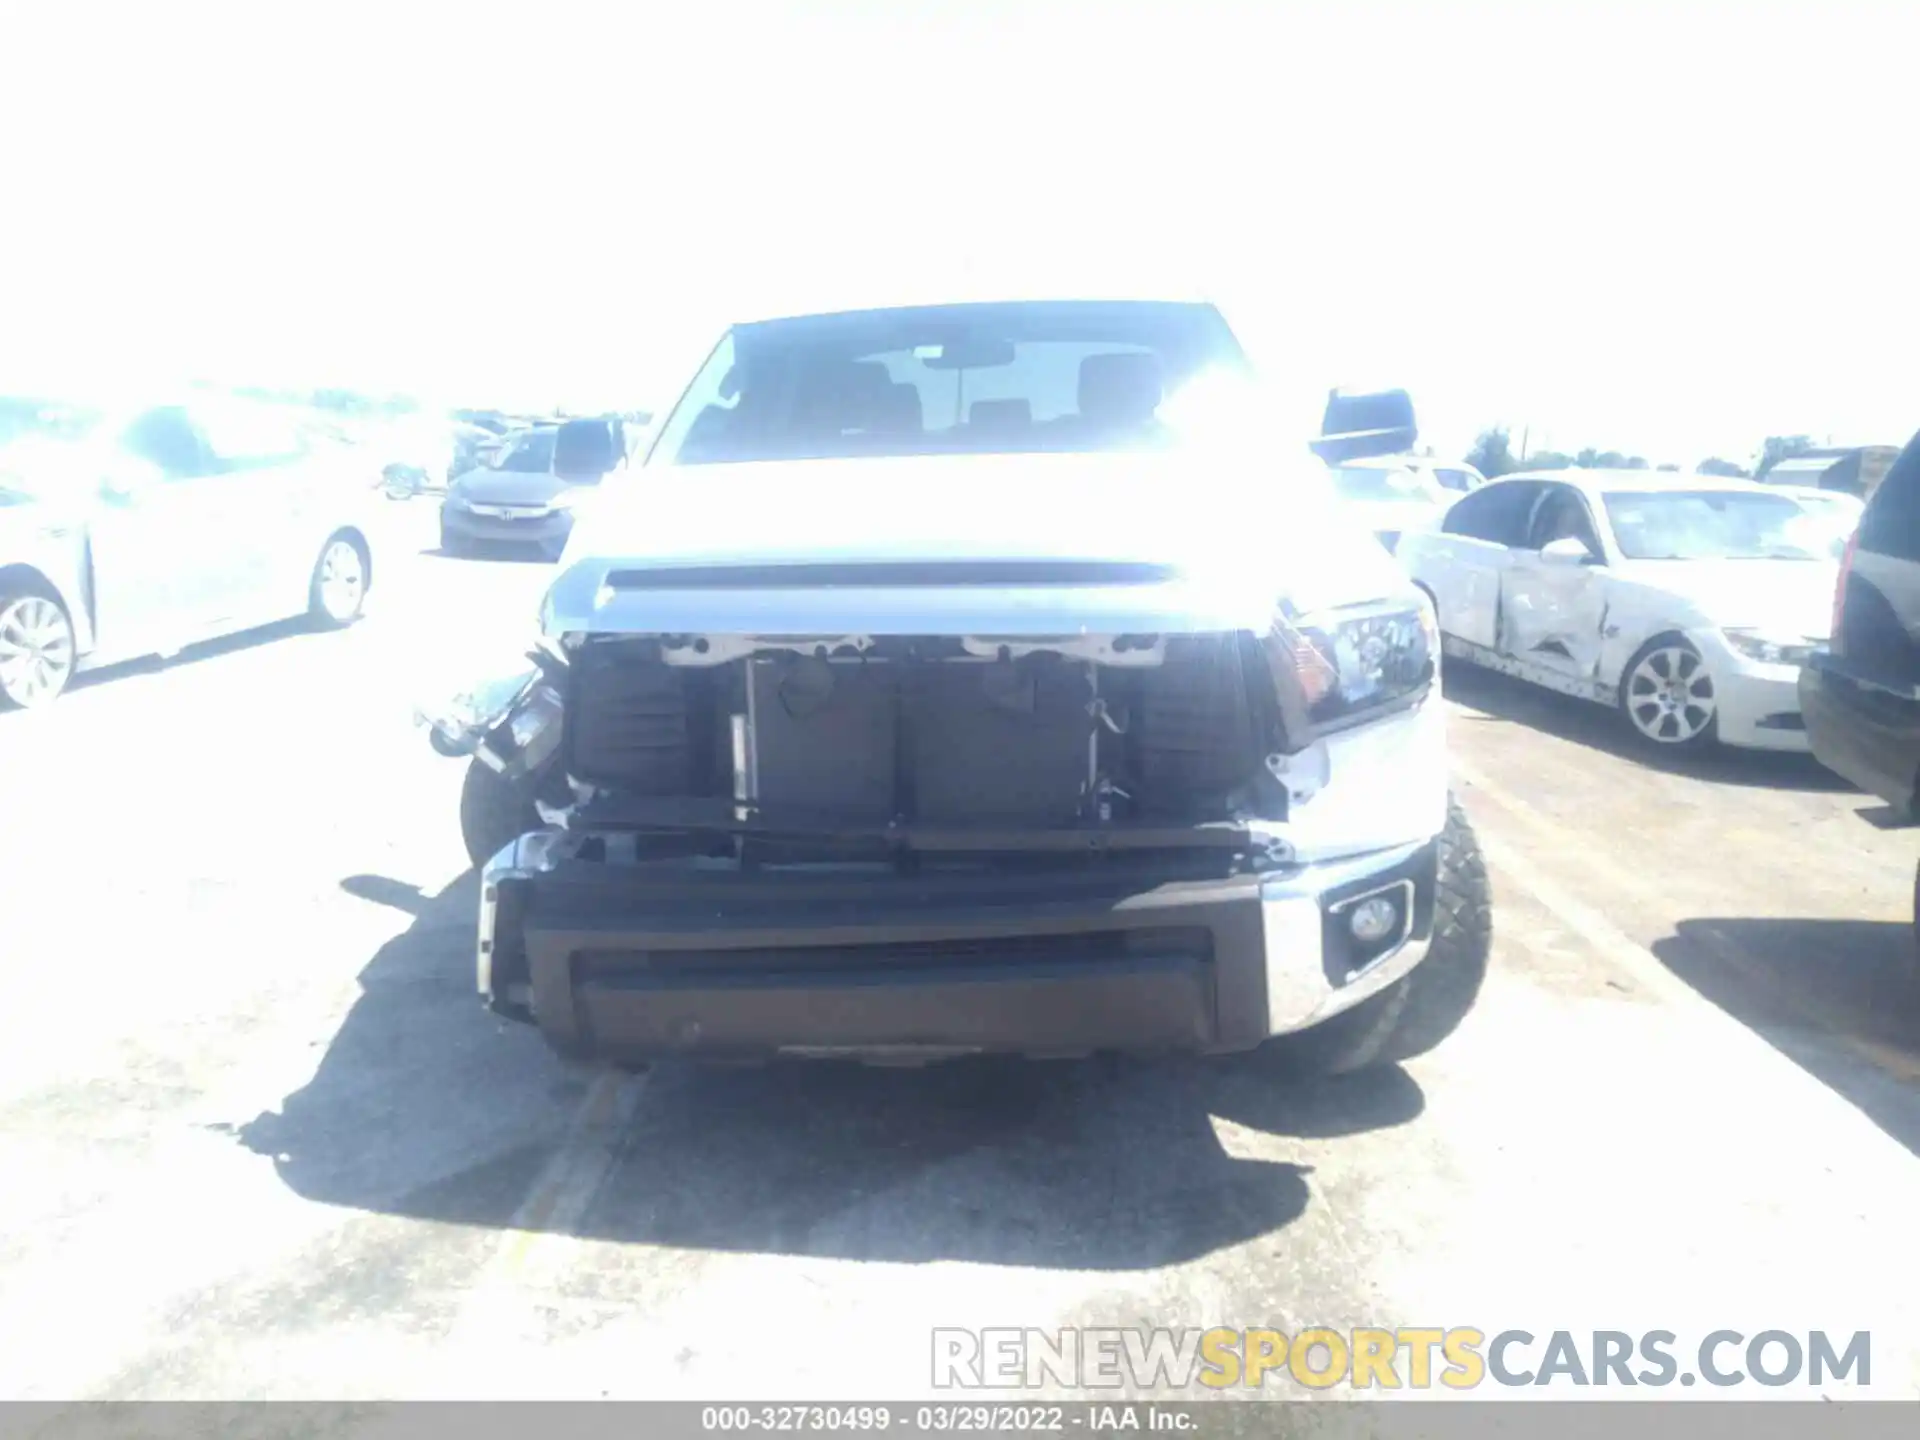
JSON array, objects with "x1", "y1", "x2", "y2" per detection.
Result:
[
  {"x1": 1652, "y1": 916, "x2": 1920, "y2": 1156},
  {"x1": 235, "y1": 871, "x2": 1426, "y2": 1271},
  {"x1": 1442, "y1": 663, "x2": 1851, "y2": 793}
]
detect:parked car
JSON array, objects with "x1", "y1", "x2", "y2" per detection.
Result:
[
  {"x1": 1398, "y1": 469, "x2": 1838, "y2": 752},
  {"x1": 1775, "y1": 485, "x2": 1865, "y2": 557},
  {"x1": 438, "y1": 419, "x2": 627, "y2": 559},
  {"x1": 421, "y1": 294, "x2": 1493, "y2": 1080},
  {"x1": 0, "y1": 398, "x2": 376, "y2": 709},
  {"x1": 1325, "y1": 457, "x2": 1457, "y2": 553},
  {"x1": 1799, "y1": 429, "x2": 1920, "y2": 941}
]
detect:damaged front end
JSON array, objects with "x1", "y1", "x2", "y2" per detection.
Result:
[
  {"x1": 416, "y1": 653, "x2": 566, "y2": 782},
  {"x1": 466, "y1": 587, "x2": 1444, "y2": 1062}
]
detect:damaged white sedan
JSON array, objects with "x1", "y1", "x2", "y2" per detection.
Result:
[
  {"x1": 1398, "y1": 469, "x2": 1839, "y2": 751},
  {"x1": 422, "y1": 296, "x2": 1492, "y2": 1078}
]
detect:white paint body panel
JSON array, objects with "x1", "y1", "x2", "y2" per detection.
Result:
[{"x1": 1402, "y1": 473, "x2": 1836, "y2": 752}]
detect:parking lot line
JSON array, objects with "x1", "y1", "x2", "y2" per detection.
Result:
[{"x1": 403, "y1": 1064, "x2": 651, "y2": 1399}]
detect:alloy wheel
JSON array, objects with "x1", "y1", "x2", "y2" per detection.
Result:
[
  {"x1": 0, "y1": 595, "x2": 75, "y2": 707},
  {"x1": 1624, "y1": 644, "x2": 1715, "y2": 745},
  {"x1": 317, "y1": 540, "x2": 367, "y2": 622}
]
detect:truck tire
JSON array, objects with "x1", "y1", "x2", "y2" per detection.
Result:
[
  {"x1": 1257, "y1": 796, "x2": 1492, "y2": 1077},
  {"x1": 460, "y1": 757, "x2": 546, "y2": 871}
]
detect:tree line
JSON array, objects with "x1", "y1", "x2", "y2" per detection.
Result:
[{"x1": 1463, "y1": 429, "x2": 1822, "y2": 482}]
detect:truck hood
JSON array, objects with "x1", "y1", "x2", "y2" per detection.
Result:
[
  {"x1": 1614, "y1": 556, "x2": 1839, "y2": 638},
  {"x1": 546, "y1": 451, "x2": 1411, "y2": 638}
]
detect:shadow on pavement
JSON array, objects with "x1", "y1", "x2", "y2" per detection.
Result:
[
  {"x1": 1443, "y1": 663, "x2": 1852, "y2": 794},
  {"x1": 428, "y1": 542, "x2": 557, "y2": 565},
  {"x1": 239, "y1": 872, "x2": 1426, "y2": 1271},
  {"x1": 1653, "y1": 916, "x2": 1920, "y2": 1155},
  {"x1": 22, "y1": 617, "x2": 323, "y2": 707}
]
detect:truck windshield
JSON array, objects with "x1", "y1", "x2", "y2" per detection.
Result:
[{"x1": 646, "y1": 300, "x2": 1252, "y2": 466}]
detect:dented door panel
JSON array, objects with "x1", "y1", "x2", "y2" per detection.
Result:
[
  {"x1": 1423, "y1": 536, "x2": 1503, "y2": 648},
  {"x1": 1497, "y1": 558, "x2": 1610, "y2": 681}
]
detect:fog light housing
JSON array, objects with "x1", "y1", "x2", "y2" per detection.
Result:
[
  {"x1": 1322, "y1": 878, "x2": 1419, "y2": 986},
  {"x1": 1348, "y1": 894, "x2": 1401, "y2": 945}
]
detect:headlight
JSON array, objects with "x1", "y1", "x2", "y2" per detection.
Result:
[
  {"x1": 1268, "y1": 596, "x2": 1438, "y2": 731},
  {"x1": 546, "y1": 488, "x2": 581, "y2": 510},
  {"x1": 1723, "y1": 629, "x2": 1817, "y2": 667},
  {"x1": 415, "y1": 668, "x2": 541, "y2": 744}
]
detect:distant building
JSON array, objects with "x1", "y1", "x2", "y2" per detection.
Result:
[{"x1": 1761, "y1": 444, "x2": 1902, "y2": 499}]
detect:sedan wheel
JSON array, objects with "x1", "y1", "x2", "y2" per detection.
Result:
[
  {"x1": 0, "y1": 591, "x2": 76, "y2": 708},
  {"x1": 1622, "y1": 639, "x2": 1717, "y2": 748},
  {"x1": 311, "y1": 536, "x2": 369, "y2": 628}
]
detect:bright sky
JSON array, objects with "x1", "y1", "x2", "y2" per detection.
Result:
[{"x1": 6, "y1": 0, "x2": 1915, "y2": 467}]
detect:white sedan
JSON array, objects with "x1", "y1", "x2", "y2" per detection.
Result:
[
  {"x1": 1324, "y1": 458, "x2": 1459, "y2": 554},
  {"x1": 1774, "y1": 484, "x2": 1864, "y2": 557},
  {"x1": 0, "y1": 397, "x2": 377, "y2": 709},
  {"x1": 1397, "y1": 469, "x2": 1838, "y2": 752}
]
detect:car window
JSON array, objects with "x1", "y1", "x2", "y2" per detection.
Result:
[
  {"x1": 647, "y1": 300, "x2": 1250, "y2": 466},
  {"x1": 1433, "y1": 468, "x2": 1474, "y2": 493},
  {"x1": 1440, "y1": 481, "x2": 1543, "y2": 545},
  {"x1": 1331, "y1": 465, "x2": 1446, "y2": 504},
  {"x1": 1602, "y1": 490, "x2": 1829, "y2": 561},
  {"x1": 1527, "y1": 485, "x2": 1605, "y2": 554},
  {"x1": 1857, "y1": 430, "x2": 1920, "y2": 562},
  {"x1": 497, "y1": 431, "x2": 556, "y2": 473},
  {"x1": 195, "y1": 401, "x2": 310, "y2": 472},
  {"x1": 121, "y1": 407, "x2": 215, "y2": 479}
]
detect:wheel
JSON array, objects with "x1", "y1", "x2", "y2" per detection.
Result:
[
  {"x1": 439, "y1": 522, "x2": 469, "y2": 558},
  {"x1": 1256, "y1": 796, "x2": 1493, "y2": 1076},
  {"x1": 460, "y1": 757, "x2": 547, "y2": 871},
  {"x1": 0, "y1": 582, "x2": 76, "y2": 709},
  {"x1": 308, "y1": 533, "x2": 369, "y2": 628},
  {"x1": 1619, "y1": 634, "x2": 1718, "y2": 751}
]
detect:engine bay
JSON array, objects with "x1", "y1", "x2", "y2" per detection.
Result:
[{"x1": 550, "y1": 633, "x2": 1290, "y2": 865}]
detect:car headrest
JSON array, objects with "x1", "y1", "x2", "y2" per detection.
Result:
[
  {"x1": 968, "y1": 398, "x2": 1032, "y2": 432},
  {"x1": 872, "y1": 381, "x2": 923, "y2": 434},
  {"x1": 792, "y1": 359, "x2": 895, "y2": 430},
  {"x1": 1077, "y1": 352, "x2": 1164, "y2": 425}
]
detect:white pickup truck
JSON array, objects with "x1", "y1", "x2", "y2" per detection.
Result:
[{"x1": 424, "y1": 294, "x2": 1492, "y2": 1078}]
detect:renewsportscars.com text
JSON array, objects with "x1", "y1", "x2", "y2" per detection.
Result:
[{"x1": 932, "y1": 1327, "x2": 1872, "y2": 1391}]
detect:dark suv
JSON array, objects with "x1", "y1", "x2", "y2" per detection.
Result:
[{"x1": 1800, "y1": 427, "x2": 1920, "y2": 938}]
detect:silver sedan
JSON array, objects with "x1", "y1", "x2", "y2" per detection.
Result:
[{"x1": 0, "y1": 398, "x2": 379, "y2": 709}]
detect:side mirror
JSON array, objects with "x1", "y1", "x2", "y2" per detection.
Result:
[
  {"x1": 1540, "y1": 536, "x2": 1597, "y2": 565},
  {"x1": 1311, "y1": 387, "x2": 1418, "y2": 465}
]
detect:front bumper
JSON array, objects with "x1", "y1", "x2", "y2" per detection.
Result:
[
  {"x1": 1691, "y1": 631, "x2": 1814, "y2": 752},
  {"x1": 441, "y1": 502, "x2": 574, "y2": 547},
  {"x1": 477, "y1": 836, "x2": 1439, "y2": 1065}
]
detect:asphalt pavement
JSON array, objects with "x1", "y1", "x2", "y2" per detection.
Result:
[{"x1": 3, "y1": 509, "x2": 1919, "y2": 1405}]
